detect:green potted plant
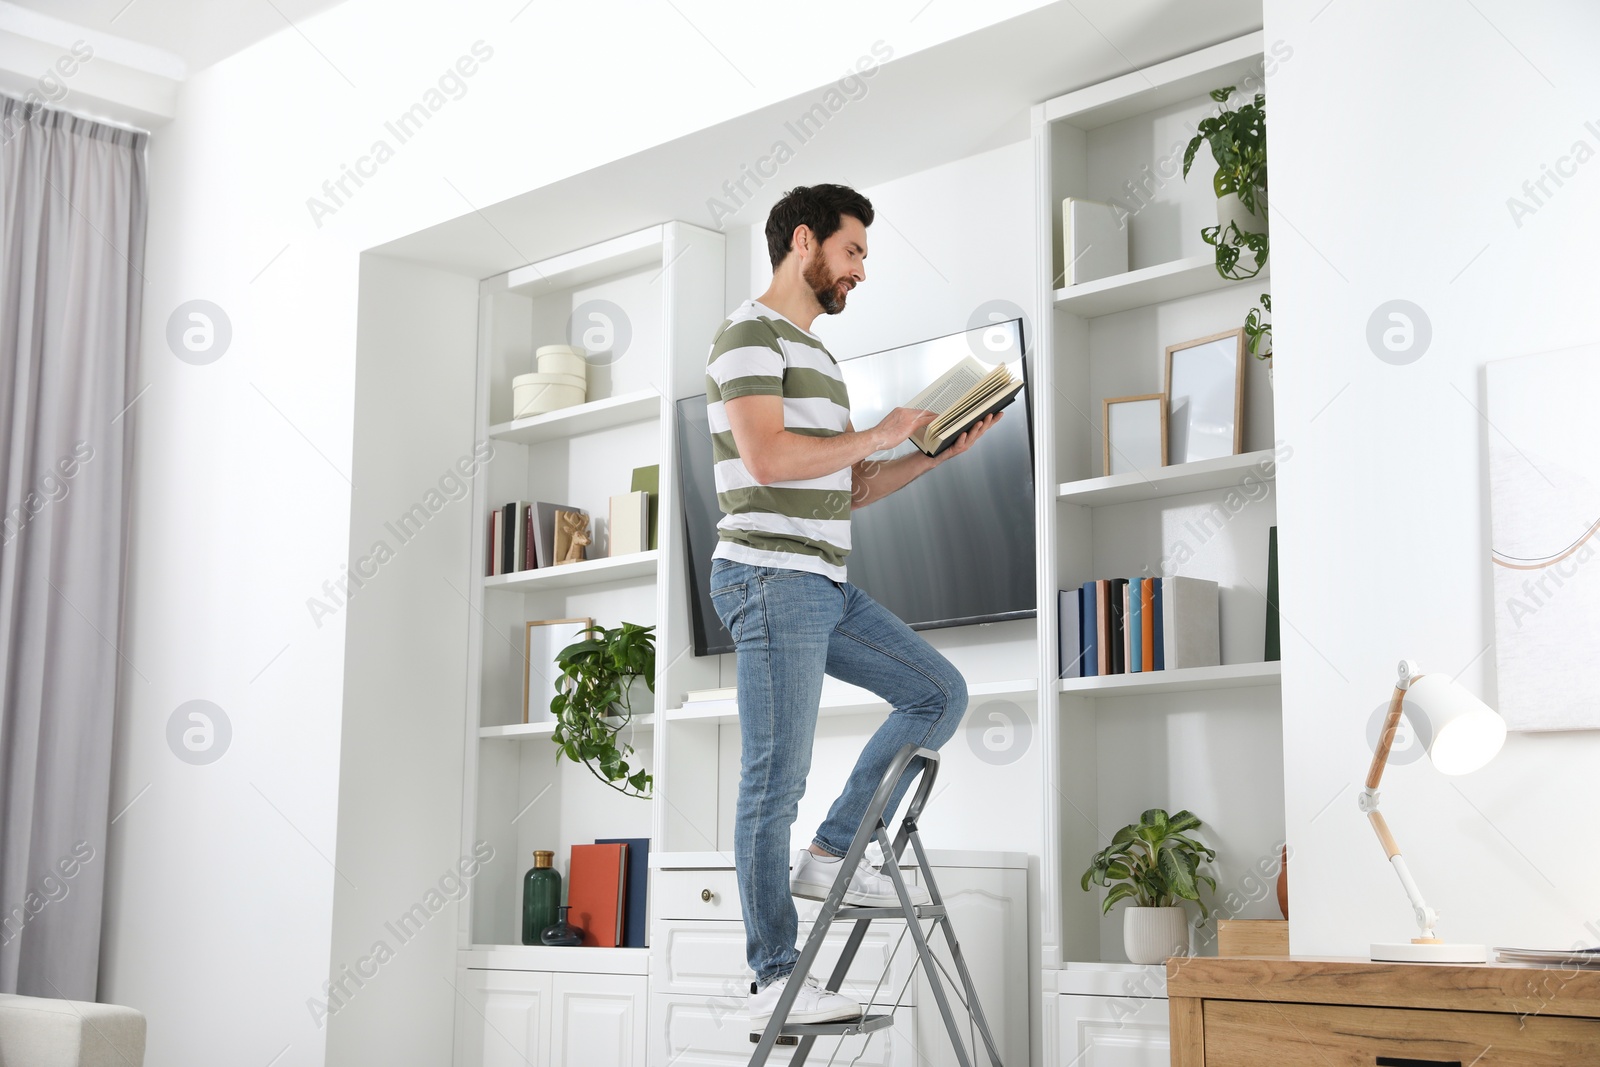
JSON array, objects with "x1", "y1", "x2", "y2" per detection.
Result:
[
  {"x1": 1183, "y1": 86, "x2": 1268, "y2": 280},
  {"x1": 551, "y1": 621, "x2": 655, "y2": 798},
  {"x1": 1244, "y1": 292, "x2": 1272, "y2": 383},
  {"x1": 1080, "y1": 808, "x2": 1217, "y2": 964}
]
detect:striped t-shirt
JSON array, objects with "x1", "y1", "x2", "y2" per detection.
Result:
[{"x1": 705, "y1": 300, "x2": 852, "y2": 581}]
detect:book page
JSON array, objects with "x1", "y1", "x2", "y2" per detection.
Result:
[
  {"x1": 905, "y1": 356, "x2": 988, "y2": 414},
  {"x1": 928, "y1": 365, "x2": 1017, "y2": 439}
]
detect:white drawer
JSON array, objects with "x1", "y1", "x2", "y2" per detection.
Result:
[
  {"x1": 654, "y1": 868, "x2": 742, "y2": 920},
  {"x1": 650, "y1": 993, "x2": 910, "y2": 1067},
  {"x1": 651, "y1": 919, "x2": 915, "y2": 1004}
]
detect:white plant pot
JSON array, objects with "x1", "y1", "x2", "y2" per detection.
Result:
[
  {"x1": 1216, "y1": 189, "x2": 1268, "y2": 237},
  {"x1": 1123, "y1": 906, "x2": 1191, "y2": 965}
]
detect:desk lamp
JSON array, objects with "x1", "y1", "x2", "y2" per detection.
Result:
[{"x1": 1361, "y1": 660, "x2": 1507, "y2": 963}]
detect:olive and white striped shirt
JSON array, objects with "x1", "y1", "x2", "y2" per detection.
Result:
[{"x1": 705, "y1": 300, "x2": 852, "y2": 580}]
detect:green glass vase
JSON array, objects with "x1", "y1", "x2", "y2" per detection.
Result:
[{"x1": 522, "y1": 850, "x2": 561, "y2": 946}]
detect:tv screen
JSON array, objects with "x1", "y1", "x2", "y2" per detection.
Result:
[{"x1": 676, "y1": 318, "x2": 1036, "y2": 657}]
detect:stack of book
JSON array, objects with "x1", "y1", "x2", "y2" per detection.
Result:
[
  {"x1": 568, "y1": 837, "x2": 650, "y2": 948},
  {"x1": 1058, "y1": 576, "x2": 1220, "y2": 678}
]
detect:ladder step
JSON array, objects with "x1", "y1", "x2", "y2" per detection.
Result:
[
  {"x1": 750, "y1": 1013, "x2": 895, "y2": 1042},
  {"x1": 831, "y1": 903, "x2": 946, "y2": 920}
]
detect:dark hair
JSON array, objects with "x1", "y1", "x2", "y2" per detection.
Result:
[{"x1": 765, "y1": 184, "x2": 875, "y2": 269}]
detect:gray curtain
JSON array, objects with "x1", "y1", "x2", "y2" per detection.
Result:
[{"x1": 0, "y1": 95, "x2": 147, "y2": 999}]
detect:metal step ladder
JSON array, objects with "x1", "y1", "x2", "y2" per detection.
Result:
[{"x1": 747, "y1": 744, "x2": 1004, "y2": 1067}]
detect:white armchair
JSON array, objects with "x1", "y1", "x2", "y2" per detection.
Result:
[{"x1": 0, "y1": 993, "x2": 145, "y2": 1067}]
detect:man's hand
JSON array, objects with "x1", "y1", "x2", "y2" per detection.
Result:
[
  {"x1": 929, "y1": 411, "x2": 1003, "y2": 465},
  {"x1": 868, "y1": 407, "x2": 937, "y2": 452}
]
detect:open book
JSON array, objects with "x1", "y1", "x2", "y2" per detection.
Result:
[{"x1": 903, "y1": 356, "x2": 1025, "y2": 457}]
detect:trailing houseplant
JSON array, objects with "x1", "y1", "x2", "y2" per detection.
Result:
[
  {"x1": 551, "y1": 621, "x2": 655, "y2": 798},
  {"x1": 1081, "y1": 808, "x2": 1217, "y2": 963},
  {"x1": 1183, "y1": 86, "x2": 1268, "y2": 280},
  {"x1": 1244, "y1": 292, "x2": 1272, "y2": 360}
]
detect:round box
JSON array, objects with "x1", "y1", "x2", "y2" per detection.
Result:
[
  {"x1": 513, "y1": 372, "x2": 586, "y2": 418},
  {"x1": 535, "y1": 345, "x2": 589, "y2": 380}
]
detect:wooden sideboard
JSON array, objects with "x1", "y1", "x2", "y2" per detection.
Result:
[{"x1": 1166, "y1": 956, "x2": 1600, "y2": 1066}]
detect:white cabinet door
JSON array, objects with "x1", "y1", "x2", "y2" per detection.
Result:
[
  {"x1": 914, "y1": 866, "x2": 1028, "y2": 1067},
  {"x1": 1055, "y1": 993, "x2": 1169, "y2": 1067},
  {"x1": 550, "y1": 972, "x2": 647, "y2": 1067},
  {"x1": 452, "y1": 968, "x2": 552, "y2": 1067}
]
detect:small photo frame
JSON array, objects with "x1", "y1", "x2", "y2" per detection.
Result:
[
  {"x1": 1165, "y1": 328, "x2": 1246, "y2": 464},
  {"x1": 1102, "y1": 394, "x2": 1168, "y2": 477},
  {"x1": 524, "y1": 617, "x2": 592, "y2": 723}
]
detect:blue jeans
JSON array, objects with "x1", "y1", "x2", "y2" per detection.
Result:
[{"x1": 708, "y1": 558, "x2": 969, "y2": 988}]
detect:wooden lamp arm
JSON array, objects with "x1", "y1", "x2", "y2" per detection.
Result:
[{"x1": 1358, "y1": 666, "x2": 1440, "y2": 943}]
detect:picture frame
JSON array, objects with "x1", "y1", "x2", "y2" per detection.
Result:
[
  {"x1": 1102, "y1": 393, "x2": 1168, "y2": 477},
  {"x1": 1165, "y1": 328, "x2": 1246, "y2": 464},
  {"x1": 524, "y1": 617, "x2": 592, "y2": 723}
]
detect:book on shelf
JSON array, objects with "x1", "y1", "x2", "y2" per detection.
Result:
[
  {"x1": 1265, "y1": 525, "x2": 1281, "y2": 661},
  {"x1": 488, "y1": 509, "x2": 501, "y2": 577},
  {"x1": 685, "y1": 686, "x2": 738, "y2": 702},
  {"x1": 608, "y1": 491, "x2": 649, "y2": 557},
  {"x1": 568, "y1": 842, "x2": 627, "y2": 948},
  {"x1": 1061, "y1": 197, "x2": 1128, "y2": 286},
  {"x1": 1128, "y1": 579, "x2": 1142, "y2": 673},
  {"x1": 1057, "y1": 588, "x2": 1083, "y2": 678},
  {"x1": 903, "y1": 356, "x2": 1025, "y2": 457},
  {"x1": 630, "y1": 465, "x2": 660, "y2": 551},
  {"x1": 1095, "y1": 579, "x2": 1110, "y2": 676},
  {"x1": 1079, "y1": 582, "x2": 1098, "y2": 678},
  {"x1": 1108, "y1": 578, "x2": 1127, "y2": 675},
  {"x1": 595, "y1": 837, "x2": 649, "y2": 949},
  {"x1": 488, "y1": 501, "x2": 536, "y2": 577},
  {"x1": 1069, "y1": 575, "x2": 1219, "y2": 677},
  {"x1": 1163, "y1": 576, "x2": 1220, "y2": 670}
]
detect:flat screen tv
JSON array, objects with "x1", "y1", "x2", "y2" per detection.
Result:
[{"x1": 676, "y1": 318, "x2": 1036, "y2": 657}]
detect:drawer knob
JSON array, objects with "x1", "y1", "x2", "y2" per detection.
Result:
[{"x1": 701, "y1": 888, "x2": 714, "y2": 902}]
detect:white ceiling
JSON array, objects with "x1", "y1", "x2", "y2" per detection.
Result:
[{"x1": 8, "y1": 0, "x2": 349, "y2": 74}]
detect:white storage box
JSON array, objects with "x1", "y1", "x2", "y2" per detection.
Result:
[
  {"x1": 535, "y1": 344, "x2": 589, "y2": 379},
  {"x1": 513, "y1": 371, "x2": 586, "y2": 418}
]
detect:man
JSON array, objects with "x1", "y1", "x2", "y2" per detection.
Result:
[{"x1": 704, "y1": 183, "x2": 1002, "y2": 1028}]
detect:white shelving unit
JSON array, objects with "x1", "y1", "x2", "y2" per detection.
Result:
[
  {"x1": 1033, "y1": 35, "x2": 1285, "y2": 1045},
  {"x1": 456, "y1": 219, "x2": 726, "y2": 967}
]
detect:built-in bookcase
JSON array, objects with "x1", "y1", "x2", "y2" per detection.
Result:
[
  {"x1": 1031, "y1": 32, "x2": 1286, "y2": 976},
  {"x1": 460, "y1": 221, "x2": 725, "y2": 967}
]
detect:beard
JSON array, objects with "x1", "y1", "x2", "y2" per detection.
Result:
[{"x1": 803, "y1": 256, "x2": 851, "y2": 315}]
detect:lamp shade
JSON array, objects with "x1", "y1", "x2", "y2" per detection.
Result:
[{"x1": 1404, "y1": 674, "x2": 1507, "y2": 775}]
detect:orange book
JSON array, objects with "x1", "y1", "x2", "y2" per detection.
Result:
[
  {"x1": 1140, "y1": 579, "x2": 1156, "y2": 672},
  {"x1": 568, "y1": 843, "x2": 627, "y2": 947}
]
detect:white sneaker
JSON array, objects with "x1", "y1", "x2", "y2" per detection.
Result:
[
  {"x1": 789, "y1": 849, "x2": 931, "y2": 908},
  {"x1": 748, "y1": 972, "x2": 862, "y2": 1028}
]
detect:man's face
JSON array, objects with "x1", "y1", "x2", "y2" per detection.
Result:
[{"x1": 801, "y1": 215, "x2": 868, "y2": 315}]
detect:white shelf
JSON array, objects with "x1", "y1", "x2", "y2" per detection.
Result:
[
  {"x1": 1058, "y1": 450, "x2": 1277, "y2": 507},
  {"x1": 504, "y1": 224, "x2": 663, "y2": 297},
  {"x1": 1053, "y1": 256, "x2": 1267, "y2": 318},
  {"x1": 484, "y1": 550, "x2": 658, "y2": 592},
  {"x1": 1050, "y1": 961, "x2": 1168, "y2": 998},
  {"x1": 487, "y1": 389, "x2": 661, "y2": 446},
  {"x1": 479, "y1": 714, "x2": 655, "y2": 740},
  {"x1": 665, "y1": 678, "x2": 1037, "y2": 726},
  {"x1": 1058, "y1": 661, "x2": 1281, "y2": 696},
  {"x1": 458, "y1": 944, "x2": 649, "y2": 976}
]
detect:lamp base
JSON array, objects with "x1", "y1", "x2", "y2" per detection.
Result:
[{"x1": 1370, "y1": 941, "x2": 1489, "y2": 963}]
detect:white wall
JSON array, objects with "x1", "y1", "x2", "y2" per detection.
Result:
[
  {"x1": 1267, "y1": 0, "x2": 1600, "y2": 953},
  {"x1": 104, "y1": 3, "x2": 1058, "y2": 1066}
]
